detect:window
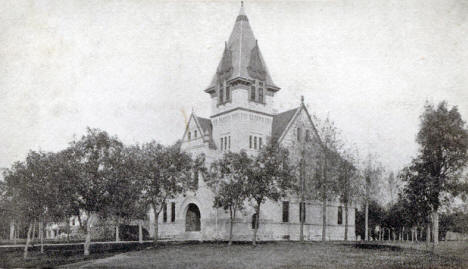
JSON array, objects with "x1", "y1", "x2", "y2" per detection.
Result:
[
  {"x1": 72, "y1": 218, "x2": 75, "y2": 226},
  {"x1": 220, "y1": 137, "x2": 223, "y2": 151},
  {"x1": 259, "y1": 88, "x2": 264, "y2": 103},
  {"x1": 220, "y1": 87, "x2": 224, "y2": 103},
  {"x1": 250, "y1": 86, "x2": 256, "y2": 101},
  {"x1": 282, "y1": 201, "x2": 289, "y2": 223},
  {"x1": 251, "y1": 213, "x2": 258, "y2": 229},
  {"x1": 224, "y1": 136, "x2": 227, "y2": 150},
  {"x1": 228, "y1": 136, "x2": 231, "y2": 149},
  {"x1": 188, "y1": 132, "x2": 191, "y2": 141},
  {"x1": 299, "y1": 202, "x2": 306, "y2": 223},
  {"x1": 259, "y1": 137, "x2": 263, "y2": 149},
  {"x1": 305, "y1": 129, "x2": 310, "y2": 142},
  {"x1": 163, "y1": 203, "x2": 167, "y2": 223},
  {"x1": 226, "y1": 86, "x2": 230, "y2": 101},
  {"x1": 254, "y1": 136, "x2": 257, "y2": 149},
  {"x1": 338, "y1": 206, "x2": 343, "y2": 225},
  {"x1": 249, "y1": 135, "x2": 252, "y2": 149},
  {"x1": 297, "y1": 128, "x2": 302, "y2": 142},
  {"x1": 171, "y1": 202, "x2": 176, "y2": 222},
  {"x1": 194, "y1": 130, "x2": 197, "y2": 138}
]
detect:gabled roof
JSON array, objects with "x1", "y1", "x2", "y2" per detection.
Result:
[
  {"x1": 193, "y1": 115, "x2": 217, "y2": 150},
  {"x1": 206, "y1": 5, "x2": 278, "y2": 91},
  {"x1": 271, "y1": 107, "x2": 300, "y2": 141}
]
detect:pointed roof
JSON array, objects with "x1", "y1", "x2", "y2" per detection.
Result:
[
  {"x1": 271, "y1": 107, "x2": 300, "y2": 141},
  {"x1": 206, "y1": 4, "x2": 279, "y2": 92}
]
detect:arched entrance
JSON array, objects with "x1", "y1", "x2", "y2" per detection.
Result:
[{"x1": 185, "y1": 203, "x2": 201, "y2": 232}]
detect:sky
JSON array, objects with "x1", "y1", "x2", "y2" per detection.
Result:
[{"x1": 1, "y1": 0, "x2": 467, "y2": 173}]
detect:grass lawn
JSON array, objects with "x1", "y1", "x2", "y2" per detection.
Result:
[{"x1": 60, "y1": 241, "x2": 466, "y2": 269}]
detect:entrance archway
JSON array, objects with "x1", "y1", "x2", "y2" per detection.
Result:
[{"x1": 185, "y1": 203, "x2": 201, "y2": 232}]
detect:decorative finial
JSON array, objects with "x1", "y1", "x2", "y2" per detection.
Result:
[{"x1": 301, "y1": 95, "x2": 304, "y2": 105}]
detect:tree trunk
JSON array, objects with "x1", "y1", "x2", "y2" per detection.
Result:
[
  {"x1": 344, "y1": 202, "x2": 349, "y2": 241},
  {"x1": 426, "y1": 223, "x2": 431, "y2": 244},
  {"x1": 115, "y1": 224, "x2": 120, "y2": 242},
  {"x1": 364, "y1": 200, "x2": 368, "y2": 241},
  {"x1": 32, "y1": 220, "x2": 36, "y2": 243},
  {"x1": 24, "y1": 222, "x2": 33, "y2": 259},
  {"x1": 432, "y1": 210, "x2": 439, "y2": 246},
  {"x1": 10, "y1": 220, "x2": 15, "y2": 241},
  {"x1": 39, "y1": 221, "x2": 44, "y2": 253},
  {"x1": 228, "y1": 208, "x2": 234, "y2": 246},
  {"x1": 253, "y1": 204, "x2": 260, "y2": 246},
  {"x1": 153, "y1": 206, "x2": 159, "y2": 244},
  {"x1": 138, "y1": 221, "x2": 143, "y2": 244},
  {"x1": 84, "y1": 213, "x2": 93, "y2": 256},
  {"x1": 322, "y1": 197, "x2": 327, "y2": 241}
]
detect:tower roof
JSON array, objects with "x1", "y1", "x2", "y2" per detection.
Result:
[{"x1": 205, "y1": 4, "x2": 279, "y2": 92}]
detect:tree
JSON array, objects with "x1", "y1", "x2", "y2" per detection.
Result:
[
  {"x1": 105, "y1": 145, "x2": 144, "y2": 242},
  {"x1": 414, "y1": 101, "x2": 468, "y2": 245},
  {"x1": 138, "y1": 141, "x2": 203, "y2": 243},
  {"x1": 337, "y1": 149, "x2": 361, "y2": 241},
  {"x1": 208, "y1": 151, "x2": 251, "y2": 245},
  {"x1": 246, "y1": 142, "x2": 294, "y2": 246},
  {"x1": 70, "y1": 128, "x2": 124, "y2": 255},
  {"x1": 3, "y1": 151, "x2": 51, "y2": 258},
  {"x1": 362, "y1": 155, "x2": 384, "y2": 241},
  {"x1": 312, "y1": 115, "x2": 342, "y2": 241}
]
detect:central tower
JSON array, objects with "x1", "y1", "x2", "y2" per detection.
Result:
[{"x1": 205, "y1": 4, "x2": 280, "y2": 153}]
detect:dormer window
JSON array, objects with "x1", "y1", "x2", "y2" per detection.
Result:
[{"x1": 249, "y1": 80, "x2": 265, "y2": 104}]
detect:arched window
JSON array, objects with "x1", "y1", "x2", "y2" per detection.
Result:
[{"x1": 186, "y1": 203, "x2": 201, "y2": 232}]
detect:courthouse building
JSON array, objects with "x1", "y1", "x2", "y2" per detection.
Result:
[{"x1": 148, "y1": 4, "x2": 356, "y2": 241}]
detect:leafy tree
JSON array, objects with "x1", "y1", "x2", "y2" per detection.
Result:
[
  {"x1": 3, "y1": 151, "x2": 51, "y2": 258},
  {"x1": 208, "y1": 151, "x2": 251, "y2": 245},
  {"x1": 246, "y1": 142, "x2": 294, "y2": 246},
  {"x1": 137, "y1": 141, "x2": 203, "y2": 243},
  {"x1": 70, "y1": 128, "x2": 124, "y2": 255},
  {"x1": 415, "y1": 101, "x2": 468, "y2": 245}
]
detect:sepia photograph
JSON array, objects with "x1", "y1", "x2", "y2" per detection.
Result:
[{"x1": 0, "y1": 0, "x2": 467, "y2": 268}]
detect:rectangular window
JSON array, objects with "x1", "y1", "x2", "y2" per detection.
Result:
[
  {"x1": 188, "y1": 132, "x2": 191, "y2": 141},
  {"x1": 282, "y1": 201, "x2": 289, "y2": 223},
  {"x1": 297, "y1": 128, "x2": 302, "y2": 142},
  {"x1": 220, "y1": 137, "x2": 223, "y2": 151},
  {"x1": 224, "y1": 136, "x2": 227, "y2": 150},
  {"x1": 254, "y1": 136, "x2": 257, "y2": 149},
  {"x1": 250, "y1": 86, "x2": 256, "y2": 101},
  {"x1": 249, "y1": 135, "x2": 252, "y2": 149},
  {"x1": 338, "y1": 206, "x2": 343, "y2": 225},
  {"x1": 219, "y1": 88, "x2": 224, "y2": 103},
  {"x1": 163, "y1": 203, "x2": 167, "y2": 223},
  {"x1": 228, "y1": 136, "x2": 231, "y2": 149},
  {"x1": 226, "y1": 86, "x2": 230, "y2": 101},
  {"x1": 299, "y1": 202, "x2": 306, "y2": 223},
  {"x1": 171, "y1": 202, "x2": 176, "y2": 222},
  {"x1": 305, "y1": 129, "x2": 310, "y2": 142},
  {"x1": 259, "y1": 88, "x2": 264, "y2": 103},
  {"x1": 259, "y1": 137, "x2": 263, "y2": 149},
  {"x1": 194, "y1": 130, "x2": 197, "y2": 138}
]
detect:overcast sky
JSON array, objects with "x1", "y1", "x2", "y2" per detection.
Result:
[{"x1": 1, "y1": 0, "x2": 467, "y2": 173}]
